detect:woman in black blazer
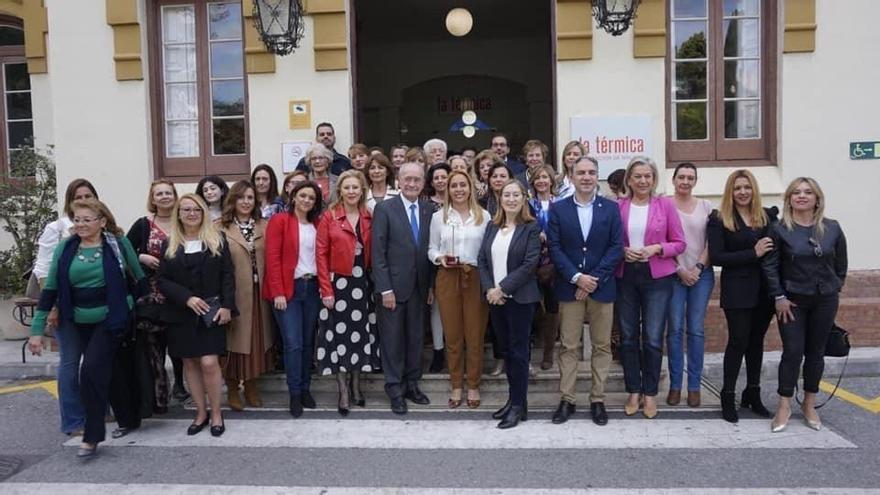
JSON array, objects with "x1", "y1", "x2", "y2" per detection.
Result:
[
  {"x1": 707, "y1": 170, "x2": 777, "y2": 423},
  {"x1": 159, "y1": 194, "x2": 237, "y2": 437},
  {"x1": 478, "y1": 180, "x2": 541, "y2": 429}
]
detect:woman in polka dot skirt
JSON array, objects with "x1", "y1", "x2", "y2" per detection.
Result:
[{"x1": 316, "y1": 170, "x2": 380, "y2": 416}]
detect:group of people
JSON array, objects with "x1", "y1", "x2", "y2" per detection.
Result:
[{"x1": 24, "y1": 120, "x2": 847, "y2": 460}]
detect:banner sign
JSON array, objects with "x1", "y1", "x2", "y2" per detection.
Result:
[{"x1": 571, "y1": 115, "x2": 652, "y2": 179}]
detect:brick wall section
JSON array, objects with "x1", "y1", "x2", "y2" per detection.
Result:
[{"x1": 703, "y1": 270, "x2": 880, "y2": 352}]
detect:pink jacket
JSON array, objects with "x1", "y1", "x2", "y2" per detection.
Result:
[{"x1": 616, "y1": 196, "x2": 687, "y2": 279}]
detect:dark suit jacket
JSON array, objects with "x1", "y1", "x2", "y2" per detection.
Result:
[
  {"x1": 547, "y1": 195, "x2": 623, "y2": 303},
  {"x1": 158, "y1": 239, "x2": 238, "y2": 323},
  {"x1": 478, "y1": 221, "x2": 541, "y2": 305},
  {"x1": 707, "y1": 207, "x2": 777, "y2": 309},
  {"x1": 505, "y1": 158, "x2": 526, "y2": 176},
  {"x1": 371, "y1": 195, "x2": 433, "y2": 303},
  {"x1": 296, "y1": 149, "x2": 351, "y2": 176}
]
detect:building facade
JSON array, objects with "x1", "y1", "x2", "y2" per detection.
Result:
[{"x1": 3, "y1": 0, "x2": 879, "y2": 271}]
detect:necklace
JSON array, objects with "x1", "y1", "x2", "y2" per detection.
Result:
[{"x1": 76, "y1": 246, "x2": 103, "y2": 263}]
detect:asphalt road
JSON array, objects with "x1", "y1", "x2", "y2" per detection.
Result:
[{"x1": 1, "y1": 375, "x2": 879, "y2": 493}]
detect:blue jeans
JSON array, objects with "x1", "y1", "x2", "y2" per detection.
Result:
[
  {"x1": 273, "y1": 278, "x2": 320, "y2": 395},
  {"x1": 617, "y1": 263, "x2": 674, "y2": 396},
  {"x1": 666, "y1": 267, "x2": 714, "y2": 391},
  {"x1": 54, "y1": 321, "x2": 85, "y2": 434}
]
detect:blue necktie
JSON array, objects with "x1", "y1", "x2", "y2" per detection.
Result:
[{"x1": 409, "y1": 203, "x2": 419, "y2": 244}]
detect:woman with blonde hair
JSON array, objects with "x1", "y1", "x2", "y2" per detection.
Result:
[
  {"x1": 27, "y1": 198, "x2": 146, "y2": 458},
  {"x1": 556, "y1": 141, "x2": 586, "y2": 199},
  {"x1": 159, "y1": 193, "x2": 236, "y2": 437},
  {"x1": 126, "y1": 179, "x2": 182, "y2": 416},
  {"x1": 316, "y1": 170, "x2": 379, "y2": 415},
  {"x1": 478, "y1": 180, "x2": 542, "y2": 428},
  {"x1": 220, "y1": 181, "x2": 274, "y2": 411},
  {"x1": 616, "y1": 156, "x2": 686, "y2": 419},
  {"x1": 763, "y1": 177, "x2": 847, "y2": 432},
  {"x1": 429, "y1": 170, "x2": 490, "y2": 408},
  {"x1": 708, "y1": 169, "x2": 777, "y2": 423}
]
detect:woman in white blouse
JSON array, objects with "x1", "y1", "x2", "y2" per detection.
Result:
[{"x1": 429, "y1": 171, "x2": 490, "y2": 409}]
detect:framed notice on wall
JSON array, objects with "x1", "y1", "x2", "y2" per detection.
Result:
[
  {"x1": 281, "y1": 141, "x2": 311, "y2": 172},
  {"x1": 289, "y1": 100, "x2": 311, "y2": 129},
  {"x1": 570, "y1": 115, "x2": 652, "y2": 179}
]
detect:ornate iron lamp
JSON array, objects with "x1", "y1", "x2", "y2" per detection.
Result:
[
  {"x1": 252, "y1": 0, "x2": 305, "y2": 55},
  {"x1": 591, "y1": 0, "x2": 640, "y2": 36}
]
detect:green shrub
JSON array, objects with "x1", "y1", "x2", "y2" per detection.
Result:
[{"x1": 0, "y1": 146, "x2": 57, "y2": 297}]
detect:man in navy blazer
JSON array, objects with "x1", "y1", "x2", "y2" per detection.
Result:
[
  {"x1": 490, "y1": 133, "x2": 526, "y2": 175},
  {"x1": 547, "y1": 156, "x2": 623, "y2": 426}
]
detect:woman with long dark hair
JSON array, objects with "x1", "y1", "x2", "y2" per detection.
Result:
[
  {"x1": 264, "y1": 181, "x2": 325, "y2": 417},
  {"x1": 251, "y1": 164, "x2": 280, "y2": 219}
]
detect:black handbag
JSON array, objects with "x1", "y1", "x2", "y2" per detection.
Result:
[
  {"x1": 797, "y1": 323, "x2": 850, "y2": 409},
  {"x1": 200, "y1": 296, "x2": 222, "y2": 328},
  {"x1": 825, "y1": 323, "x2": 850, "y2": 357}
]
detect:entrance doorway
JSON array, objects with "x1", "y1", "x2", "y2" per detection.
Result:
[{"x1": 353, "y1": 0, "x2": 555, "y2": 158}]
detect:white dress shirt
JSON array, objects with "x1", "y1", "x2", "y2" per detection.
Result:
[
  {"x1": 428, "y1": 207, "x2": 490, "y2": 266},
  {"x1": 491, "y1": 227, "x2": 515, "y2": 287}
]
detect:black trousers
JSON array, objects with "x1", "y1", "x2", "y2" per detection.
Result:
[
  {"x1": 76, "y1": 322, "x2": 122, "y2": 444},
  {"x1": 490, "y1": 300, "x2": 536, "y2": 407},
  {"x1": 109, "y1": 328, "x2": 147, "y2": 430},
  {"x1": 721, "y1": 300, "x2": 774, "y2": 393},
  {"x1": 778, "y1": 293, "x2": 839, "y2": 397},
  {"x1": 377, "y1": 293, "x2": 425, "y2": 399}
]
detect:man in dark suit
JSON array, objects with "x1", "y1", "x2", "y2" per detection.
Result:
[
  {"x1": 371, "y1": 162, "x2": 433, "y2": 414},
  {"x1": 295, "y1": 122, "x2": 351, "y2": 175},
  {"x1": 490, "y1": 132, "x2": 526, "y2": 175},
  {"x1": 547, "y1": 156, "x2": 623, "y2": 426}
]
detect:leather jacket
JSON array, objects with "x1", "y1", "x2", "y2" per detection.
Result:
[{"x1": 762, "y1": 219, "x2": 847, "y2": 297}]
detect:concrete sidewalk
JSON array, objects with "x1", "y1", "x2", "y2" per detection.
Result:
[{"x1": 3, "y1": 335, "x2": 879, "y2": 382}]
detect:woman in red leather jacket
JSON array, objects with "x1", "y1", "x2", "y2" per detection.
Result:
[
  {"x1": 263, "y1": 181, "x2": 324, "y2": 418},
  {"x1": 316, "y1": 170, "x2": 380, "y2": 416}
]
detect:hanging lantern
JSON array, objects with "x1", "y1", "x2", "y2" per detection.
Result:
[
  {"x1": 591, "y1": 0, "x2": 640, "y2": 36},
  {"x1": 252, "y1": 0, "x2": 305, "y2": 56}
]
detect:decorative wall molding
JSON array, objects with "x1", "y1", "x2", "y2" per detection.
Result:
[
  {"x1": 0, "y1": 0, "x2": 48, "y2": 73},
  {"x1": 556, "y1": 0, "x2": 592, "y2": 61},
  {"x1": 242, "y1": 0, "x2": 276, "y2": 73},
  {"x1": 783, "y1": 0, "x2": 816, "y2": 53},
  {"x1": 632, "y1": 0, "x2": 666, "y2": 58},
  {"x1": 106, "y1": 0, "x2": 142, "y2": 80},
  {"x1": 306, "y1": 0, "x2": 347, "y2": 71}
]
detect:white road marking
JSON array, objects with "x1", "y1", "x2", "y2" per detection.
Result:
[
  {"x1": 4, "y1": 484, "x2": 879, "y2": 495},
  {"x1": 63, "y1": 418, "x2": 856, "y2": 450}
]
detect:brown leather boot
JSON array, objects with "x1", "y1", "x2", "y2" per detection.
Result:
[
  {"x1": 666, "y1": 389, "x2": 681, "y2": 406},
  {"x1": 687, "y1": 390, "x2": 701, "y2": 408},
  {"x1": 226, "y1": 379, "x2": 244, "y2": 411},
  {"x1": 243, "y1": 379, "x2": 263, "y2": 408}
]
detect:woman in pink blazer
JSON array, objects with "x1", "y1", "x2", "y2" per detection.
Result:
[{"x1": 616, "y1": 157, "x2": 686, "y2": 419}]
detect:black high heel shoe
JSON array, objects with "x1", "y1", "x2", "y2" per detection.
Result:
[
  {"x1": 350, "y1": 371, "x2": 366, "y2": 407},
  {"x1": 337, "y1": 372, "x2": 350, "y2": 417}
]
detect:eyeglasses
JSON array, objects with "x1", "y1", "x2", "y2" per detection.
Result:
[
  {"x1": 180, "y1": 207, "x2": 203, "y2": 215},
  {"x1": 808, "y1": 237, "x2": 823, "y2": 257},
  {"x1": 73, "y1": 216, "x2": 101, "y2": 224}
]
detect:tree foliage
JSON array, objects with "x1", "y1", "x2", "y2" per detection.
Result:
[{"x1": 0, "y1": 147, "x2": 58, "y2": 296}]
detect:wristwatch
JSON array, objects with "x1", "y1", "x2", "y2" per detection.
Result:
[{"x1": 695, "y1": 263, "x2": 706, "y2": 271}]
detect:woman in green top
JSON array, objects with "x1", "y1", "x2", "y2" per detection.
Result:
[{"x1": 27, "y1": 198, "x2": 145, "y2": 459}]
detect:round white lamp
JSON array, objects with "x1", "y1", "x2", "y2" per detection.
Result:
[{"x1": 446, "y1": 8, "x2": 473, "y2": 37}]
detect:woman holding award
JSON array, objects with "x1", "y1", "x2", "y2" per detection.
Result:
[{"x1": 428, "y1": 170, "x2": 490, "y2": 409}]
